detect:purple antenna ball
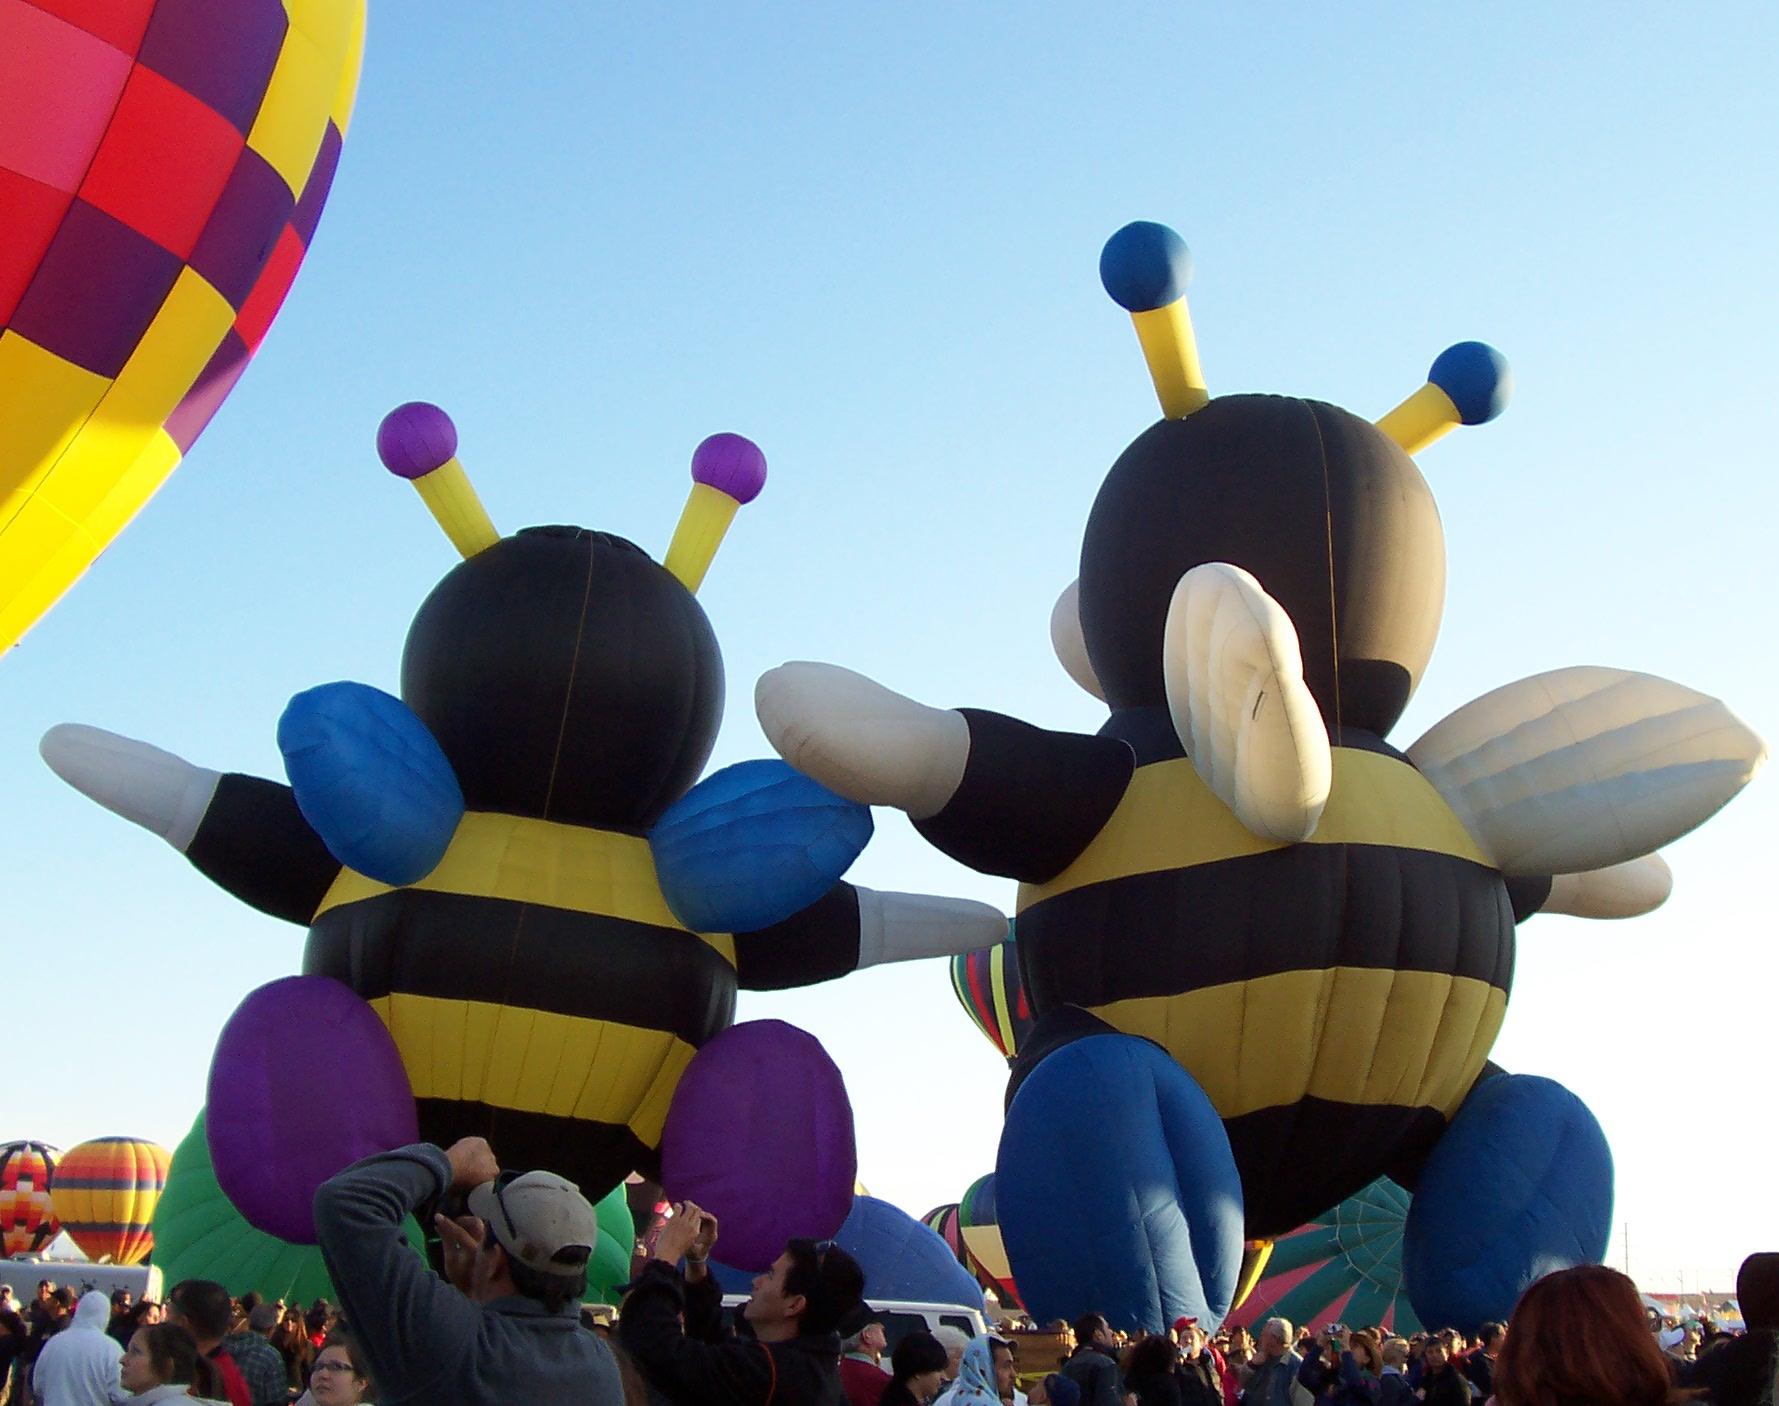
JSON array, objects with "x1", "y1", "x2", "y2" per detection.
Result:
[
  {"x1": 377, "y1": 402, "x2": 458, "y2": 479},
  {"x1": 690, "y1": 433, "x2": 767, "y2": 504}
]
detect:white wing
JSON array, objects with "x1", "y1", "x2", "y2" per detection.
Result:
[
  {"x1": 1161, "y1": 562, "x2": 1331, "y2": 843},
  {"x1": 1407, "y1": 667, "x2": 1765, "y2": 875},
  {"x1": 1542, "y1": 854, "x2": 1673, "y2": 919},
  {"x1": 1049, "y1": 578, "x2": 1107, "y2": 702}
]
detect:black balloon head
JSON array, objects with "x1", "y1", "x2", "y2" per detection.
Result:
[
  {"x1": 400, "y1": 525, "x2": 724, "y2": 829},
  {"x1": 1078, "y1": 395, "x2": 1446, "y2": 738}
]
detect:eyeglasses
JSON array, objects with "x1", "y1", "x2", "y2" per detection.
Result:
[{"x1": 312, "y1": 1360, "x2": 356, "y2": 1375}]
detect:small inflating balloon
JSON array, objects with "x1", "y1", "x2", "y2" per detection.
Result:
[{"x1": 207, "y1": 975, "x2": 418, "y2": 1243}]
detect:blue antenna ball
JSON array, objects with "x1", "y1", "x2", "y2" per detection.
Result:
[
  {"x1": 1428, "y1": 342, "x2": 1513, "y2": 425},
  {"x1": 1099, "y1": 221, "x2": 1193, "y2": 313}
]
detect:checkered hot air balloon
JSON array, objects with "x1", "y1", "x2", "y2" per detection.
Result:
[
  {"x1": 0, "y1": 1140, "x2": 60, "y2": 1256},
  {"x1": 1226, "y1": 1177, "x2": 1422, "y2": 1334},
  {"x1": 0, "y1": 0, "x2": 365, "y2": 651},
  {"x1": 52, "y1": 1136, "x2": 171, "y2": 1265}
]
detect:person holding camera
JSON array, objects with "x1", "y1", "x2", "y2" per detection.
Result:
[
  {"x1": 619, "y1": 1199, "x2": 867, "y2": 1406},
  {"x1": 1296, "y1": 1327, "x2": 1381, "y2": 1406}
]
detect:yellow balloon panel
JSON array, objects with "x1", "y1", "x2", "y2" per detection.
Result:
[{"x1": 52, "y1": 1136, "x2": 171, "y2": 1266}]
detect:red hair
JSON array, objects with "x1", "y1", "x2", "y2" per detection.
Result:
[{"x1": 1495, "y1": 1266, "x2": 1674, "y2": 1406}]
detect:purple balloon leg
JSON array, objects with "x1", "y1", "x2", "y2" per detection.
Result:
[
  {"x1": 207, "y1": 976, "x2": 417, "y2": 1244},
  {"x1": 659, "y1": 1020, "x2": 856, "y2": 1272}
]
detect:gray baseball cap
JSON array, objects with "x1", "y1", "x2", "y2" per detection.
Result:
[{"x1": 466, "y1": 1169, "x2": 598, "y2": 1277}]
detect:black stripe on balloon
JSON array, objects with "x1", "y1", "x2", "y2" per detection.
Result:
[
  {"x1": 413, "y1": 1098, "x2": 659, "y2": 1192},
  {"x1": 303, "y1": 889, "x2": 738, "y2": 1047},
  {"x1": 1017, "y1": 843, "x2": 1516, "y2": 1013},
  {"x1": 187, "y1": 773, "x2": 342, "y2": 926},
  {"x1": 1223, "y1": 1098, "x2": 1449, "y2": 1240}
]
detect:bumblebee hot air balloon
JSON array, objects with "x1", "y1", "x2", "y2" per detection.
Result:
[
  {"x1": 53, "y1": 1136, "x2": 170, "y2": 1265},
  {"x1": 0, "y1": 0, "x2": 364, "y2": 651},
  {"x1": 1228, "y1": 1178, "x2": 1421, "y2": 1335},
  {"x1": 756, "y1": 220, "x2": 1765, "y2": 1331},
  {"x1": 950, "y1": 932, "x2": 1033, "y2": 1062},
  {"x1": 44, "y1": 403, "x2": 1004, "y2": 1283},
  {"x1": 0, "y1": 1140, "x2": 60, "y2": 1256}
]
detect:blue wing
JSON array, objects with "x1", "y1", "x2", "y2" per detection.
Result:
[
  {"x1": 278, "y1": 682, "x2": 464, "y2": 886},
  {"x1": 651, "y1": 758, "x2": 873, "y2": 933}
]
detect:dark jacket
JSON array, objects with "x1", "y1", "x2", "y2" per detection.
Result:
[
  {"x1": 620, "y1": 1259, "x2": 844, "y2": 1405},
  {"x1": 1460, "y1": 1351, "x2": 1495, "y2": 1403},
  {"x1": 1063, "y1": 1346, "x2": 1124, "y2": 1406},
  {"x1": 1685, "y1": 1331, "x2": 1777, "y2": 1406},
  {"x1": 1417, "y1": 1364, "x2": 1471, "y2": 1406},
  {"x1": 1297, "y1": 1351, "x2": 1381, "y2": 1406},
  {"x1": 1128, "y1": 1371, "x2": 1185, "y2": 1406},
  {"x1": 1178, "y1": 1354, "x2": 1226, "y2": 1406},
  {"x1": 1378, "y1": 1368, "x2": 1413, "y2": 1406},
  {"x1": 313, "y1": 1142, "x2": 624, "y2": 1406}
]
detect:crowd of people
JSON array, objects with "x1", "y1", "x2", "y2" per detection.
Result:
[{"x1": 0, "y1": 1134, "x2": 1771, "y2": 1406}]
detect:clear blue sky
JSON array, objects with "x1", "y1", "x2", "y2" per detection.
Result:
[{"x1": 5, "y1": 4, "x2": 1775, "y2": 1292}]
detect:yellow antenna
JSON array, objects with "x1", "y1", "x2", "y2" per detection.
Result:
[
  {"x1": 1376, "y1": 343, "x2": 1512, "y2": 454},
  {"x1": 376, "y1": 402, "x2": 500, "y2": 557},
  {"x1": 663, "y1": 433, "x2": 767, "y2": 593},
  {"x1": 1100, "y1": 221, "x2": 1207, "y2": 418}
]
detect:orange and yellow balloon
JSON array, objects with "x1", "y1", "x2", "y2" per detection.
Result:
[
  {"x1": 52, "y1": 1136, "x2": 171, "y2": 1265},
  {"x1": 0, "y1": 0, "x2": 365, "y2": 652},
  {"x1": 0, "y1": 1141, "x2": 60, "y2": 1256}
]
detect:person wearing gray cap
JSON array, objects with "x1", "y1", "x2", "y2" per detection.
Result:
[{"x1": 313, "y1": 1135, "x2": 622, "y2": 1405}]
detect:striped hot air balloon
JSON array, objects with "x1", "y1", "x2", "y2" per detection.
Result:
[
  {"x1": 0, "y1": 0, "x2": 366, "y2": 651},
  {"x1": 53, "y1": 1136, "x2": 171, "y2": 1265},
  {"x1": 1226, "y1": 1177, "x2": 1422, "y2": 1334},
  {"x1": 0, "y1": 1140, "x2": 60, "y2": 1256},
  {"x1": 958, "y1": 1173, "x2": 1021, "y2": 1308},
  {"x1": 949, "y1": 932, "x2": 1032, "y2": 1061},
  {"x1": 921, "y1": 1202, "x2": 964, "y2": 1261}
]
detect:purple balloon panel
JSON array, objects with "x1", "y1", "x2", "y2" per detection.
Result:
[
  {"x1": 690, "y1": 433, "x2": 767, "y2": 504},
  {"x1": 659, "y1": 1020, "x2": 855, "y2": 1272},
  {"x1": 377, "y1": 401, "x2": 457, "y2": 479},
  {"x1": 206, "y1": 975, "x2": 417, "y2": 1244}
]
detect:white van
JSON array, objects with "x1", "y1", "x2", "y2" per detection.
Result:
[
  {"x1": 0, "y1": 1256, "x2": 163, "y2": 1306},
  {"x1": 720, "y1": 1293, "x2": 986, "y2": 1350}
]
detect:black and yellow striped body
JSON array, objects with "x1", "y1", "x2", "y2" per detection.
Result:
[
  {"x1": 1014, "y1": 734, "x2": 1514, "y2": 1239},
  {"x1": 301, "y1": 811, "x2": 736, "y2": 1196}
]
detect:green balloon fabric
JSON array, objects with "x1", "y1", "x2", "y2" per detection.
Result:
[
  {"x1": 153, "y1": 1112, "x2": 425, "y2": 1303},
  {"x1": 587, "y1": 1181, "x2": 636, "y2": 1306}
]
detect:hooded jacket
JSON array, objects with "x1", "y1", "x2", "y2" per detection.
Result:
[
  {"x1": 620, "y1": 1259, "x2": 845, "y2": 1405},
  {"x1": 1687, "y1": 1252, "x2": 1779, "y2": 1406},
  {"x1": 30, "y1": 1292, "x2": 126, "y2": 1406}
]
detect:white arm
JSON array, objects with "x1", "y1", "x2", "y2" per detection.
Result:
[
  {"x1": 1408, "y1": 666, "x2": 1766, "y2": 875},
  {"x1": 1050, "y1": 578, "x2": 1106, "y2": 702},
  {"x1": 1162, "y1": 562, "x2": 1331, "y2": 843},
  {"x1": 40, "y1": 724, "x2": 220, "y2": 853},
  {"x1": 755, "y1": 662, "x2": 970, "y2": 820},
  {"x1": 1542, "y1": 853, "x2": 1673, "y2": 919},
  {"x1": 852, "y1": 887, "x2": 1008, "y2": 970}
]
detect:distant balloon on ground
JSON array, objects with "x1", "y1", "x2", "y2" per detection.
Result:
[
  {"x1": 0, "y1": 1140, "x2": 59, "y2": 1255},
  {"x1": 53, "y1": 1136, "x2": 170, "y2": 1264}
]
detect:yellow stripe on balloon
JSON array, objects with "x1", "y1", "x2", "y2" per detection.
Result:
[
  {"x1": 319, "y1": 0, "x2": 368, "y2": 132},
  {"x1": 988, "y1": 951, "x2": 1014, "y2": 1054},
  {"x1": 369, "y1": 993, "x2": 696, "y2": 1145},
  {"x1": 313, "y1": 811, "x2": 737, "y2": 964},
  {"x1": 1017, "y1": 750, "x2": 1488, "y2": 910},
  {"x1": 0, "y1": 333, "x2": 111, "y2": 528},
  {"x1": 1090, "y1": 969, "x2": 1507, "y2": 1121},
  {"x1": 248, "y1": 22, "x2": 336, "y2": 194}
]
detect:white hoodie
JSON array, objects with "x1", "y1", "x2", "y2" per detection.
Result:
[{"x1": 31, "y1": 1291, "x2": 128, "y2": 1406}]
